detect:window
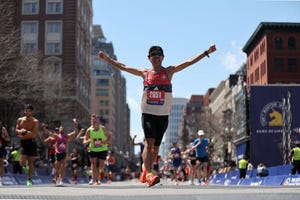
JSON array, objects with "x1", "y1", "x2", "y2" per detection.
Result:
[
  {"x1": 93, "y1": 69, "x2": 112, "y2": 76},
  {"x1": 93, "y1": 59, "x2": 101, "y2": 67},
  {"x1": 22, "y1": 43, "x2": 37, "y2": 54},
  {"x1": 254, "y1": 49, "x2": 259, "y2": 61},
  {"x1": 23, "y1": 0, "x2": 39, "y2": 15},
  {"x1": 250, "y1": 55, "x2": 253, "y2": 66},
  {"x1": 21, "y1": 21, "x2": 38, "y2": 54},
  {"x1": 255, "y1": 68, "x2": 260, "y2": 82},
  {"x1": 23, "y1": 22, "x2": 37, "y2": 33},
  {"x1": 275, "y1": 37, "x2": 283, "y2": 49},
  {"x1": 260, "y1": 40, "x2": 266, "y2": 55},
  {"x1": 96, "y1": 79, "x2": 109, "y2": 86},
  {"x1": 46, "y1": 0, "x2": 63, "y2": 14},
  {"x1": 260, "y1": 60, "x2": 266, "y2": 76},
  {"x1": 288, "y1": 37, "x2": 296, "y2": 50},
  {"x1": 47, "y1": 43, "x2": 61, "y2": 54},
  {"x1": 45, "y1": 21, "x2": 62, "y2": 55},
  {"x1": 288, "y1": 58, "x2": 297, "y2": 72},
  {"x1": 96, "y1": 89, "x2": 109, "y2": 96},
  {"x1": 99, "y1": 100, "x2": 109, "y2": 106},
  {"x1": 47, "y1": 22, "x2": 61, "y2": 33},
  {"x1": 274, "y1": 58, "x2": 284, "y2": 72}
]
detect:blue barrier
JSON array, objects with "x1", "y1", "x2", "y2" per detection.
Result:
[
  {"x1": 210, "y1": 164, "x2": 299, "y2": 186},
  {"x1": 2, "y1": 173, "x2": 90, "y2": 186},
  {"x1": 282, "y1": 175, "x2": 300, "y2": 186}
]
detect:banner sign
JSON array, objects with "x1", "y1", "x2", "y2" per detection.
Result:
[
  {"x1": 250, "y1": 85, "x2": 300, "y2": 167},
  {"x1": 236, "y1": 142, "x2": 247, "y2": 161},
  {"x1": 282, "y1": 175, "x2": 300, "y2": 186}
]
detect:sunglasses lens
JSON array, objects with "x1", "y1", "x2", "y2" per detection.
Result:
[{"x1": 150, "y1": 52, "x2": 163, "y2": 57}]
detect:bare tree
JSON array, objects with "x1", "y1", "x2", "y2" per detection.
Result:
[{"x1": 0, "y1": 0, "x2": 45, "y2": 133}]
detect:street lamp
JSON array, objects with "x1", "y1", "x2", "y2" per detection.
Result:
[{"x1": 225, "y1": 127, "x2": 235, "y2": 164}]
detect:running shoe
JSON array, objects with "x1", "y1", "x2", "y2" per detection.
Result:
[
  {"x1": 205, "y1": 179, "x2": 209, "y2": 185},
  {"x1": 146, "y1": 173, "x2": 160, "y2": 187},
  {"x1": 92, "y1": 180, "x2": 100, "y2": 186},
  {"x1": 139, "y1": 164, "x2": 147, "y2": 183},
  {"x1": 26, "y1": 179, "x2": 33, "y2": 186},
  {"x1": 189, "y1": 180, "x2": 194, "y2": 185},
  {"x1": 88, "y1": 178, "x2": 93, "y2": 185},
  {"x1": 52, "y1": 177, "x2": 57, "y2": 184},
  {"x1": 139, "y1": 169, "x2": 147, "y2": 183},
  {"x1": 58, "y1": 180, "x2": 63, "y2": 186}
]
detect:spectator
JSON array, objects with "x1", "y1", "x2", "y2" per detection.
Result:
[
  {"x1": 10, "y1": 146, "x2": 22, "y2": 174},
  {"x1": 0, "y1": 121, "x2": 10, "y2": 186},
  {"x1": 257, "y1": 163, "x2": 269, "y2": 177},
  {"x1": 289, "y1": 141, "x2": 300, "y2": 175},
  {"x1": 239, "y1": 155, "x2": 248, "y2": 179},
  {"x1": 247, "y1": 162, "x2": 253, "y2": 170}
]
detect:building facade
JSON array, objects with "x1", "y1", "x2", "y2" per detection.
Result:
[
  {"x1": 16, "y1": 0, "x2": 92, "y2": 128},
  {"x1": 162, "y1": 97, "x2": 188, "y2": 158},
  {"x1": 243, "y1": 22, "x2": 300, "y2": 86},
  {"x1": 91, "y1": 25, "x2": 133, "y2": 160}
]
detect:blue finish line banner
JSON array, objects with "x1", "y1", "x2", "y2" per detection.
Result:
[{"x1": 249, "y1": 85, "x2": 300, "y2": 167}]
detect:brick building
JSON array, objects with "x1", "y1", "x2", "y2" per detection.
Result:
[
  {"x1": 15, "y1": 0, "x2": 92, "y2": 128},
  {"x1": 243, "y1": 22, "x2": 300, "y2": 87}
]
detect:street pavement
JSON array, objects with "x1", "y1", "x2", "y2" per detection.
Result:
[{"x1": 0, "y1": 179, "x2": 300, "y2": 200}]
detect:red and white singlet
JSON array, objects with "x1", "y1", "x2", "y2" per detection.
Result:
[{"x1": 141, "y1": 67, "x2": 172, "y2": 115}]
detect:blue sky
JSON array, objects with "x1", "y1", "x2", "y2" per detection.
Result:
[{"x1": 92, "y1": 0, "x2": 300, "y2": 143}]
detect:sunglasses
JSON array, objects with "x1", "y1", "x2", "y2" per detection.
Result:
[{"x1": 149, "y1": 51, "x2": 163, "y2": 57}]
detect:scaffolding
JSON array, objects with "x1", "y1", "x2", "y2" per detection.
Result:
[{"x1": 282, "y1": 91, "x2": 292, "y2": 165}]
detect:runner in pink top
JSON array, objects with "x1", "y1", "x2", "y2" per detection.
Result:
[{"x1": 42, "y1": 119, "x2": 78, "y2": 185}]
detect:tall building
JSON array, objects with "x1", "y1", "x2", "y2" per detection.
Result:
[
  {"x1": 162, "y1": 97, "x2": 188, "y2": 159},
  {"x1": 243, "y1": 22, "x2": 300, "y2": 87},
  {"x1": 15, "y1": 0, "x2": 92, "y2": 127},
  {"x1": 91, "y1": 25, "x2": 133, "y2": 159},
  {"x1": 243, "y1": 22, "x2": 300, "y2": 167}
]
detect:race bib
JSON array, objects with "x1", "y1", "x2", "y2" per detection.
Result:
[
  {"x1": 58, "y1": 143, "x2": 66, "y2": 151},
  {"x1": 93, "y1": 139, "x2": 102, "y2": 148},
  {"x1": 146, "y1": 90, "x2": 165, "y2": 105}
]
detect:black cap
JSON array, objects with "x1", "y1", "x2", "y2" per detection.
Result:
[{"x1": 148, "y1": 46, "x2": 164, "y2": 57}]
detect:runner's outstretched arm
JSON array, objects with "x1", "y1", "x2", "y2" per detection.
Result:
[
  {"x1": 170, "y1": 45, "x2": 216, "y2": 75},
  {"x1": 98, "y1": 51, "x2": 146, "y2": 78}
]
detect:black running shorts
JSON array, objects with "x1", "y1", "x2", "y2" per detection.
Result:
[{"x1": 141, "y1": 113, "x2": 168, "y2": 146}]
